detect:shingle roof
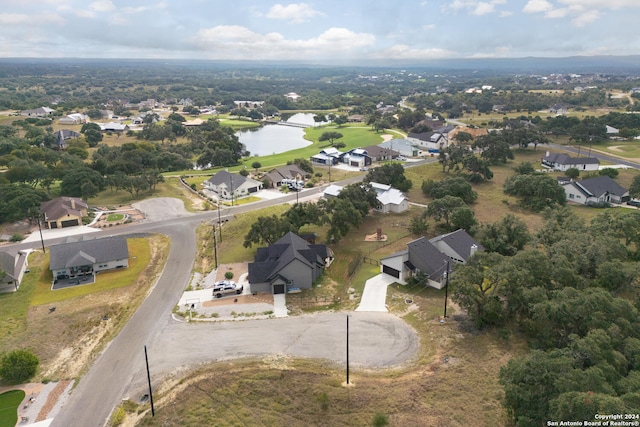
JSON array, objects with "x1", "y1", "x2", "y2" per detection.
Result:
[
  {"x1": 0, "y1": 252, "x2": 17, "y2": 280},
  {"x1": 543, "y1": 153, "x2": 600, "y2": 165},
  {"x1": 573, "y1": 175, "x2": 628, "y2": 198},
  {"x1": 248, "y1": 232, "x2": 328, "y2": 284},
  {"x1": 206, "y1": 170, "x2": 256, "y2": 189},
  {"x1": 41, "y1": 197, "x2": 88, "y2": 221},
  {"x1": 407, "y1": 237, "x2": 451, "y2": 281},
  {"x1": 430, "y1": 229, "x2": 483, "y2": 262},
  {"x1": 49, "y1": 237, "x2": 128, "y2": 270}
]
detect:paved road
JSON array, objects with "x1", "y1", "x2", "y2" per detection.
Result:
[{"x1": 125, "y1": 311, "x2": 418, "y2": 400}]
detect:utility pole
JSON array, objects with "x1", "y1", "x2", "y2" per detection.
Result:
[
  {"x1": 37, "y1": 216, "x2": 46, "y2": 253},
  {"x1": 213, "y1": 228, "x2": 218, "y2": 269},
  {"x1": 144, "y1": 345, "x2": 155, "y2": 417},
  {"x1": 443, "y1": 260, "x2": 450, "y2": 318},
  {"x1": 346, "y1": 314, "x2": 350, "y2": 384},
  {"x1": 217, "y1": 201, "x2": 222, "y2": 242}
]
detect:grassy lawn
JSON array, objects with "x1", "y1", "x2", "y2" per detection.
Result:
[
  {"x1": 31, "y1": 238, "x2": 150, "y2": 306},
  {"x1": 0, "y1": 235, "x2": 170, "y2": 381},
  {"x1": 106, "y1": 213, "x2": 124, "y2": 221},
  {"x1": 0, "y1": 389, "x2": 25, "y2": 427}
]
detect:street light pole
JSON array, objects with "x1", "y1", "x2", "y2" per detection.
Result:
[{"x1": 37, "y1": 216, "x2": 46, "y2": 253}]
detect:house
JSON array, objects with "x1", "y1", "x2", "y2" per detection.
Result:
[
  {"x1": 429, "y1": 229, "x2": 484, "y2": 264},
  {"x1": 58, "y1": 113, "x2": 87, "y2": 125},
  {"x1": 379, "y1": 229, "x2": 482, "y2": 289},
  {"x1": 348, "y1": 114, "x2": 364, "y2": 123},
  {"x1": 379, "y1": 139, "x2": 419, "y2": 157},
  {"x1": 204, "y1": 170, "x2": 263, "y2": 200},
  {"x1": 606, "y1": 125, "x2": 620, "y2": 137},
  {"x1": 361, "y1": 145, "x2": 400, "y2": 162},
  {"x1": 248, "y1": 232, "x2": 334, "y2": 294},
  {"x1": 53, "y1": 129, "x2": 80, "y2": 150},
  {"x1": 49, "y1": 237, "x2": 129, "y2": 283},
  {"x1": 371, "y1": 182, "x2": 409, "y2": 214},
  {"x1": 0, "y1": 251, "x2": 29, "y2": 292},
  {"x1": 322, "y1": 182, "x2": 409, "y2": 214},
  {"x1": 550, "y1": 104, "x2": 568, "y2": 115},
  {"x1": 264, "y1": 165, "x2": 307, "y2": 188},
  {"x1": 341, "y1": 148, "x2": 372, "y2": 168},
  {"x1": 380, "y1": 237, "x2": 451, "y2": 289},
  {"x1": 41, "y1": 197, "x2": 89, "y2": 229},
  {"x1": 310, "y1": 147, "x2": 343, "y2": 165},
  {"x1": 407, "y1": 131, "x2": 446, "y2": 150},
  {"x1": 21, "y1": 107, "x2": 54, "y2": 117},
  {"x1": 284, "y1": 92, "x2": 300, "y2": 101},
  {"x1": 541, "y1": 152, "x2": 600, "y2": 171},
  {"x1": 449, "y1": 126, "x2": 488, "y2": 142},
  {"x1": 100, "y1": 122, "x2": 129, "y2": 133},
  {"x1": 561, "y1": 175, "x2": 629, "y2": 206}
]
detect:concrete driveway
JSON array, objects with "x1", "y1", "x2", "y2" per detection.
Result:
[{"x1": 356, "y1": 274, "x2": 397, "y2": 312}]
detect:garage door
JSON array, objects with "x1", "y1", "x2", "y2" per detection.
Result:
[
  {"x1": 61, "y1": 219, "x2": 79, "y2": 228},
  {"x1": 273, "y1": 284, "x2": 285, "y2": 294},
  {"x1": 382, "y1": 265, "x2": 400, "y2": 278}
]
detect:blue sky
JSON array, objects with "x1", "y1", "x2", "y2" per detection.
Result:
[{"x1": 1, "y1": 0, "x2": 639, "y2": 61}]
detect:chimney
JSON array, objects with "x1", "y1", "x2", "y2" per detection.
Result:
[
  {"x1": 470, "y1": 244, "x2": 478, "y2": 258},
  {"x1": 545, "y1": 150, "x2": 550, "y2": 158},
  {"x1": 70, "y1": 198, "x2": 76, "y2": 209}
]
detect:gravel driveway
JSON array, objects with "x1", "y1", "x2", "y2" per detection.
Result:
[
  {"x1": 133, "y1": 197, "x2": 193, "y2": 222},
  {"x1": 125, "y1": 311, "x2": 418, "y2": 399}
]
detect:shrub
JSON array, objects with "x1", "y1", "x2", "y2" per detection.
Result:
[
  {"x1": 224, "y1": 271, "x2": 234, "y2": 280},
  {"x1": 0, "y1": 349, "x2": 39, "y2": 383},
  {"x1": 10, "y1": 234, "x2": 23, "y2": 242}
]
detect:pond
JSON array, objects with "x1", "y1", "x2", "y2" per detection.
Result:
[{"x1": 236, "y1": 113, "x2": 328, "y2": 156}]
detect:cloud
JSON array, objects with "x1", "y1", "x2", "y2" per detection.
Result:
[
  {"x1": 377, "y1": 44, "x2": 455, "y2": 60},
  {"x1": 0, "y1": 13, "x2": 65, "y2": 25},
  {"x1": 559, "y1": 0, "x2": 640, "y2": 8},
  {"x1": 191, "y1": 26, "x2": 375, "y2": 59},
  {"x1": 572, "y1": 9, "x2": 600, "y2": 26},
  {"x1": 499, "y1": 10, "x2": 513, "y2": 17},
  {"x1": 89, "y1": 0, "x2": 115, "y2": 13},
  {"x1": 444, "y1": 0, "x2": 507, "y2": 15},
  {"x1": 523, "y1": 0, "x2": 554, "y2": 13},
  {"x1": 266, "y1": 3, "x2": 324, "y2": 24}
]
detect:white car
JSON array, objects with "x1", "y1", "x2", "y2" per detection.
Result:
[
  {"x1": 396, "y1": 155, "x2": 407, "y2": 161},
  {"x1": 212, "y1": 280, "x2": 243, "y2": 298}
]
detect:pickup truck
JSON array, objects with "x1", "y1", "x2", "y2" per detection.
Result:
[{"x1": 212, "y1": 280, "x2": 244, "y2": 298}]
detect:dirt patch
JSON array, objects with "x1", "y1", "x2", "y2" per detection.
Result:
[
  {"x1": 215, "y1": 262, "x2": 248, "y2": 282},
  {"x1": 364, "y1": 232, "x2": 388, "y2": 242}
]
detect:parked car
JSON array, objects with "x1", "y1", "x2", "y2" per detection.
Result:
[
  {"x1": 396, "y1": 155, "x2": 407, "y2": 161},
  {"x1": 627, "y1": 199, "x2": 640, "y2": 207},
  {"x1": 212, "y1": 280, "x2": 243, "y2": 298}
]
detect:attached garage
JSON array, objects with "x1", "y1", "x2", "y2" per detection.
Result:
[
  {"x1": 61, "y1": 219, "x2": 80, "y2": 228},
  {"x1": 382, "y1": 265, "x2": 400, "y2": 279}
]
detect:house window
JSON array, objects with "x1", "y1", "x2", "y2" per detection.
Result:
[{"x1": 569, "y1": 194, "x2": 574, "y2": 199}]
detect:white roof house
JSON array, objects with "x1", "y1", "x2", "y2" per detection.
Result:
[{"x1": 322, "y1": 182, "x2": 408, "y2": 214}]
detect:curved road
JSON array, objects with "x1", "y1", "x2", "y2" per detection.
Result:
[{"x1": 41, "y1": 180, "x2": 422, "y2": 426}]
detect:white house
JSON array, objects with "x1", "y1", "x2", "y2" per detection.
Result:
[
  {"x1": 541, "y1": 152, "x2": 600, "y2": 171},
  {"x1": 322, "y1": 182, "x2": 408, "y2": 214},
  {"x1": 59, "y1": 113, "x2": 88, "y2": 125},
  {"x1": 561, "y1": 175, "x2": 629, "y2": 206}
]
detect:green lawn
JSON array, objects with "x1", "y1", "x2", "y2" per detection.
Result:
[
  {"x1": 31, "y1": 238, "x2": 150, "y2": 306},
  {"x1": 0, "y1": 389, "x2": 25, "y2": 427},
  {"x1": 106, "y1": 213, "x2": 124, "y2": 222}
]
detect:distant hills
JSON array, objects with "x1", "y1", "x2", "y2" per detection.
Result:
[{"x1": 2, "y1": 55, "x2": 640, "y2": 75}]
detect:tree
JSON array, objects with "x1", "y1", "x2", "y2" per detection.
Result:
[
  {"x1": 565, "y1": 167, "x2": 580, "y2": 179},
  {"x1": 427, "y1": 176, "x2": 478, "y2": 203},
  {"x1": 472, "y1": 132, "x2": 513, "y2": 165},
  {"x1": 479, "y1": 214, "x2": 531, "y2": 256},
  {"x1": 364, "y1": 163, "x2": 412, "y2": 192},
  {"x1": 60, "y1": 167, "x2": 105, "y2": 198},
  {"x1": 408, "y1": 213, "x2": 429, "y2": 236},
  {"x1": 450, "y1": 205, "x2": 477, "y2": 231},
  {"x1": 334, "y1": 115, "x2": 348, "y2": 127},
  {"x1": 599, "y1": 168, "x2": 619, "y2": 178},
  {"x1": 439, "y1": 144, "x2": 470, "y2": 173},
  {"x1": 313, "y1": 114, "x2": 327, "y2": 126},
  {"x1": 289, "y1": 158, "x2": 313, "y2": 175},
  {"x1": 513, "y1": 161, "x2": 536, "y2": 175},
  {"x1": 0, "y1": 349, "x2": 39, "y2": 383},
  {"x1": 251, "y1": 161, "x2": 262, "y2": 173},
  {"x1": 318, "y1": 131, "x2": 343, "y2": 147},
  {"x1": 454, "y1": 131, "x2": 473, "y2": 144},
  {"x1": 283, "y1": 202, "x2": 326, "y2": 231},
  {"x1": 503, "y1": 173, "x2": 566, "y2": 211},
  {"x1": 243, "y1": 215, "x2": 294, "y2": 248},
  {"x1": 630, "y1": 175, "x2": 640, "y2": 199},
  {"x1": 426, "y1": 196, "x2": 466, "y2": 230}
]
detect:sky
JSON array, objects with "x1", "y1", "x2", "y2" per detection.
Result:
[{"x1": 1, "y1": 0, "x2": 640, "y2": 62}]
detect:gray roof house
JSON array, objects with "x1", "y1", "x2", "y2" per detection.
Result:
[
  {"x1": 561, "y1": 175, "x2": 629, "y2": 206},
  {"x1": 361, "y1": 145, "x2": 400, "y2": 162},
  {"x1": 41, "y1": 197, "x2": 89, "y2": 229},
  {"x1": 248, "y1": 232, "x2": 334, "y2": 294},
  {"x1": 21, "y1": 106, "x2": 54, "y2": 117},
  {"x1": 49, "y1": 237, "x2": 129, "y2": 287},
  {"x1": 380, "y1": 229, "x2": 482, "y2": 289},
  {"x1": 0, "y1": 251, "x2": 29, "y2": 293},
  {"x1": 429, "y1": 229, "x2": 484, "y2": 264},
  {"x1": 541, "y1": 152, "x2": 600, "y2": 171},
  {"x1": 204, "y1": 170, "x2": 263, "y2": 200},
  {"x1": 322, "y1": 182, "x2": 409, "y2": 214},
  {"x1": 54, "y1": 129, "x2": 80, "y2": 150}
]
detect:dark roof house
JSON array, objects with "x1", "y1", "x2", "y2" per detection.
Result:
[
  {"x1": 263, "y1": 165, "x2": 306, "y2": 188},
  {"x1": 248, "y1": 232, "x2": 333, "y2": 294},
  {"x1": 561, "y1": 175, "x2": 629, "y2": 206},
  {"x1": 49, "y1": 237, "x2": 129, "y2": 287},
  {"x1": 430, "y1": 229, "x2": 484, "y2": 264},
  {"x1": 542, "y1": 152, "x2": 600, "y2": 171},
  {"x1": 204, "y1": 170, "x2": 263, "y2": 200}
]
